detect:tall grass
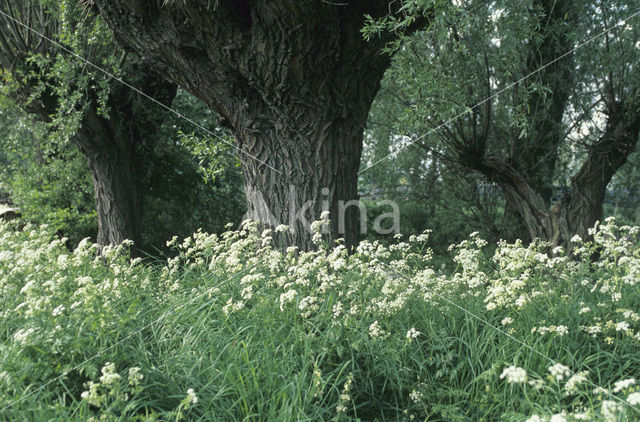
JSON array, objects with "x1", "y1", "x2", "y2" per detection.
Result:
[{"x1": 0, "y1": 217, "x2": 639, "y2": 421}]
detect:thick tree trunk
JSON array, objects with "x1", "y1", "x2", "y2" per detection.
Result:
[
  {"x1": 240, "y1": 119, "x2": 366, "y2": 250},
  {"x1": 72, "y1": 74, "x2": 176, "y2": 251},
  {"x1": 16, "y1": 77, "x2": 174, "y2": 252},
  {"x1": 480, "y1": 156, "x2": 554, "y2": 242},
  {"x1": 19, "y1": 93, "x2": 145, "y2": 250},
  {"x1": 235, "y1": 70, "x2": 379, "y2": 249},
  {"x1": 91, "y1": 0, "x2": 410, "y2": 249},
  {"x1": 74, "y1": 107, "x2": 141, "y2": 249}
]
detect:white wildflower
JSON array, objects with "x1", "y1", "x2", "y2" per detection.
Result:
[
  {"x1": 565, "y1": 371, "x2": 588, "y2": 394},
  {"x1": 332, "y1": 302, "x2": 343, "y2": 318},
  {"x1": 548, "y1": 363, "x2": 571, "y2": 381},
  {"x1": 299, "y1": 295, "x2": 316, "y2": 312},
  {"x1": 332, "y1": 258, "x2": 347, "y2": 271},
  {"x1": 553, "y1": 325, "x2": 569, "y2": 336},
  {"x1": 601, "y1": 400, "x2": 622, "y2": 421},
  {"x1": 81, "y1": 381, "x2": 101, "y2": 406},
  {"x1": 13, "y1": 327, "x2": 35, "y2": 344},
  {"x1": 406, "y1": 327, "x2": 420, "y2": 339},
  {"x1": 500, "y1": 365, "x2": 528, "y2": 384},
  {"x1": 52, "y1": 304, "x2": 65, "y2": 317},
  {"x1": 19, "y1": 280, "x2": 35, "y2": 294},
  {"x1": 528, "y1": 379, "x2": 545, "y2": 390},
  {"x1": 279, "y1": 289, "x2": 297, "y2": 311},
  {"x1": 627, "y1": 392, "x2": 640, "y2": 406},
  {"x1": 186, "y1": 388, "x2": 198, "y2": 404},
  {"x1": 128, "y1": 367, "x2": 143, "y2": 387},
  {"x1": 501, "y1": 317, "x2": 514, "y2": 326},
  {"x1": 275, "y1": 224, "x2": 291, "y2": 233},
  {"x1": 369, "y1": 320, "x2": 385, "y2": 338},
  {"x1": 586, "y1": 325, "x2": 602, "y2": 335},
  {"x1": 550, "y1": 413, "x2": 567, "y2": 422},
  {"x1": 613, "y1": 378, "x2": 636, "y2": 393},
  {"x1": 241, "y1": 286, "x2": 253, "y2": 300},
  {"x1": 99, "y1": 362, "x2": 121, "y2": 386}
]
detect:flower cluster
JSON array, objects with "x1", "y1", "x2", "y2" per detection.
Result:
[{"x1": 500, "y1": 365, "x2": 528, "y2": 384}]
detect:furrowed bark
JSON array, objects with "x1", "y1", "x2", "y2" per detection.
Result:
[
  {"x1": 74, "y1": 106, "x2": 141, "y2": 249},
  {"x1": 74, "y1": 74, "x2": 176, "y2": 252}
]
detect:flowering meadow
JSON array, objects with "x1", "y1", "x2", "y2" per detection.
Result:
[{"x1": 0, "y1": 217, "x2": 639, "y2": 421}]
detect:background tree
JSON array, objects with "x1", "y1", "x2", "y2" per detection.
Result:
[
  {"x1": 361, "y1": 73, "x2": 507, "y2": 250},
  {"x1": 0, "y1": 0, "x2": 176, "y2": 250},
  {"x1": 362, "y1": 0, "x2": 640, "y2": 248},
  {"x1": 0, "y1": 0, "x2": 246, "y2": 250}
]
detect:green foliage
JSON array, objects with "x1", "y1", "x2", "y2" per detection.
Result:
[
  {"x1": 0, "y1": 0, "x2": 120, "y2": 242},
  {"x1": 137, "y1": 88, "x2": 245, "y2": 252},
  {"x1": 1, "y1": 218, "x2": 640, "y2": 420},
  {"x1": 360, "y1": 0, "x2": 539, "y2": 246},
  {"x1": 0, "y1": 103, "x2": 97, "y2": 244}
]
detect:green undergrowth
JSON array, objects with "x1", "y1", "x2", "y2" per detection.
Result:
[{"x1": 0, "y1": 217, "x2": 639, "y2": 421}]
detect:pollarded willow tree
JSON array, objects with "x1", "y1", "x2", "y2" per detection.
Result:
[
  {"x1": 366, "y1": 0, "x2": 640, "y2": 248},
  {"x1": 0, "y1": 0, "x2": 176, "y2": 249},
  {"x1": 89, "y1": 0, "x2": 432, "y2": 250}
]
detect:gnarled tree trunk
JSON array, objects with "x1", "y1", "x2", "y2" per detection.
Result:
[
  {"x1": 551, "y1": 101, "x2": 640, "y2": 245},
  {"x1": 234, "y1": 63, "x2": 380, "y2": 250},
  {"x1": 91, "y1": 0, "x2": 415, "y2": 249},
  {"x1": 479, "y1": 97, "x2": 640, "y2": 248}
]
